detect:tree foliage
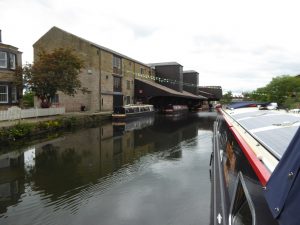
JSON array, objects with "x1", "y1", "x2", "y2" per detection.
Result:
[
  {"x1": 22, "y1": 48, "x2": 87, "y2": 107},
  {"x1": 220, "y1": 91, "x2": 233, "y2": 104},
  {"x1": 250, "y1": 75, "x2": 300, "y2": 108},
  {"x1": 22, "y1": 91, "x2": 34, "y2": 108}
]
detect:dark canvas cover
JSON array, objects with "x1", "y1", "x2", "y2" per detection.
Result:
[{"x1": 265, "y1": 127, "x2": 300, "y2": 225}]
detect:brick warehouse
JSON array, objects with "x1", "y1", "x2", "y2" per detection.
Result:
[{"x1": 33, "y1": 27, "x2": 155, "y2": 112}]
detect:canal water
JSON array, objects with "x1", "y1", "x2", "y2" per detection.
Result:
[{"x1": 0, "y1": 112, "x2": 216, "y2": 225}]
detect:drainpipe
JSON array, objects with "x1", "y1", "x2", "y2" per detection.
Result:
[
  {"x1": 0, "y1": 30, "x2": 2, "y2": 43},
  {"x1": 134, "y1": 62, "x2": 136, "y2": 104},
  {"x1": 97, "y1": 49, "x2": 102, "y2": 112}
]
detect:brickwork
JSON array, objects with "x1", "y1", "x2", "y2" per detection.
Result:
[{"x1": 0, "y1": 71, "x2": 15, "y2": 82}]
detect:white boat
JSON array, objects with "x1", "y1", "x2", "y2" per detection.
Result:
[{"x1": 112, "y1": 104, "x2": 154, "y2": 121}]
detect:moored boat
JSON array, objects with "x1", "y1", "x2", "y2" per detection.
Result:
[
  {"x1": 112, "y1": 104, "x2": 154, "y2": 121},
  {"x1": 211, "y1": 103, "x2": 300, "y2": 225}
]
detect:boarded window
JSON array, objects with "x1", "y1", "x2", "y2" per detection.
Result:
[
  {"x1": 113, "y1": 55, "x2": 122, "y2": 75},
  {"x1": 127, "y1": 80, "x2": 130, "y2": 90},
  {"x1": 113, "y1": 76, "x2": 122, "y2": 92}
]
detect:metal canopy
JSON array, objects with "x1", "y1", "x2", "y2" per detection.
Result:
[{"x1": 135, "y1": 78, "x2": 206, "y2": 100}]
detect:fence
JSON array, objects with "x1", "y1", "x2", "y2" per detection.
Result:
[{"x1": 0, "y1": 107, "x2": 65, "y2": 121}]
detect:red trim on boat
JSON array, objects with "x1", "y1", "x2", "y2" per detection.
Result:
[
  {"x1": 230, "y1": 126, "x2": 271, "y2": 186},
  {"x1": 218, "y1": 109, "x2": 233, "y2": 127},
  {"x1": 219, "y1": 109, "x2": 271, "y2": 186}
]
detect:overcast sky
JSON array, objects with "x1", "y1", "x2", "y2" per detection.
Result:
[{"x1": 1, "y1": 0, "x2": 300, "y2": 93}]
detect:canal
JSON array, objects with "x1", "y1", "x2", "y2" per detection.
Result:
[{"x1": 0, "y1": 112, "x2": 216, "y2": 225}]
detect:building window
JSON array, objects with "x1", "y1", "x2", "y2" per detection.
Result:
[
  {"x1": 9, "y1": 53, "x2": 16, "y2": 70},
  {"x1": 140, "y1": 68, "x2": 144, "y2": 75},
  {"x1": 0, "y1": 85, "x2": 8, "y2": 103},
  {"x1": 126, "y1": 96, "x2": 130, "y2": 104},
  {"x1": 113, "y1": 55, "x2": 122, "y2": 75},
  {"x1": 50, "y1": 94, "x2": 59, "y2": 104},
  {"x1": 113, "y1": 76, "x2": 122, "y2": 92},
  {"x1": 127, "y1": 80, "x2": 130, "y2": 90},
  {"x1": 0, "y1": 51, "x2": 7, "y2": 68},
  {"x1": 11, "y1": 86, "x2": 17, "y2": 103}
]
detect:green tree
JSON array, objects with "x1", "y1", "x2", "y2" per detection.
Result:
[
  {"x1": 23, "y1": 48, "x2": 88, "y2": 108},
  {"x1": 22, "y1": 91, "x2": 34, "y2": 108},
  {"x1": 220, "y1": 91, "x2": 233, "y2": 104},
  {"x1": 250, "y1": 75, "x2": 300, "y2": 108}
]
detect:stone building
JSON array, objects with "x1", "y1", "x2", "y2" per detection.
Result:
[
  {"x1": 33, "y1": 27, "x2": 155, "y2": 112},
  {"x1": 148, "y1": 62, "x2": 183, "y2": 93},
  {"x1": 198, "y1": 86, "x2": 222, "y2": 101},
  {"x1": 183, "y1": 70, "x2": 199, "y2": 95},
  {"x1": 0, "y1": 30, "x2": 22, "y2": 110}
]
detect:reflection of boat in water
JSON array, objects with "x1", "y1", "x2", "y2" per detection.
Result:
[
  {"x1": 211, "y1": 104, "x2": 300, "y2": 225},
  {"x1": 162, "y1": 104, "x2": 188, "y2": 114},
  {"x1": 112, "y1": 114, "x2": 155, "y2": 133},
  {"x1": 112, "y1": 104, "x2": 154, "y2": 121}
]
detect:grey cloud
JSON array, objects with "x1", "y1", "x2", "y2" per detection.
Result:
[
  {"x1": 119, "y1": 19, "x2": 158, "y2": 38},
  {"x1": 192, "y1": 35, "x2": 240, "y2": 54}
]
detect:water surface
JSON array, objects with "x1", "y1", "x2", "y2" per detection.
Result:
[{"x1": 0, "y1": 112, "x2": 216, "y2": 225}]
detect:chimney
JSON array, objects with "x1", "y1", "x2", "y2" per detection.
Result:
[{"x1": 0, "y1": 30, "x2": 2, "y2": 43}]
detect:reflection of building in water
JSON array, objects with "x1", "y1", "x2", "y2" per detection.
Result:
[
  {"x1": 2, "y1": 115, "x2": 202, "y2": 203},
  {"x1": 0, "y1": 150, "x2": 25, "y2": 215}
]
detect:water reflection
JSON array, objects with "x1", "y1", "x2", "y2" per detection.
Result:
[
  {"x1": 0, "y1": 112, "x2": 216, "y2": 224},
  {"x1": 0, "y1": 151, "x2": 25, "y2": 215}
]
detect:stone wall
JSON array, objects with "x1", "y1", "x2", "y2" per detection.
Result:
[
  {"x1": 33, "y1": 27, "x2": 154, "y2": 112},
  {"x1": 34, "y1": 27, "x2": 100, "y2": 112}
]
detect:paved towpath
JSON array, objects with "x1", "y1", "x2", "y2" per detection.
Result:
[{"x1": 0, "y1": 111, "x2": 112, "y2": 128}]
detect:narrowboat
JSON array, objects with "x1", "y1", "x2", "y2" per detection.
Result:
[
  {"x1": 211, "y1": 103, "x2": 300, "y2": 225},
  {"x1": 112, "y1": 104, "x2": 154, "y2": 121}
]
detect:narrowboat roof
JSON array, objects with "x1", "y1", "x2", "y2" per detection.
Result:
[
  {"x1": 221, "y1": 107, "x2": 300, "y2": 224},
  {"x1": 121, "y1": 104, "x2": 154, "y2": 109},
  {"x1": 224, "y1": 108, "x2": 300, "y2": 160}
]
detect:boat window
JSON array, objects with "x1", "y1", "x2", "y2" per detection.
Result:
[{"x1": 230, "y1": 173, "x2": 255, "y2": 225}]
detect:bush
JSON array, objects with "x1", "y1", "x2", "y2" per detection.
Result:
[{"x1": 7, "y1": 123, "x2": 34, "y2": 139}]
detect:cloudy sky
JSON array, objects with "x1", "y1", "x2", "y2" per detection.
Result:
[{"x1": 1, "y1": 0, "x2": 300, "y2": 93}]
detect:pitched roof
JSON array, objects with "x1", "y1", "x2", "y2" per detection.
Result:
[
  {"x1": 34, "y1": 26, "x2": 151, "y2": 68},
  {"x1": 183, "y1": 70, "x2": 198, "y2": 74},
  {"x1": 147, "y1": 62, "x2": 182, "y2": 67}
]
